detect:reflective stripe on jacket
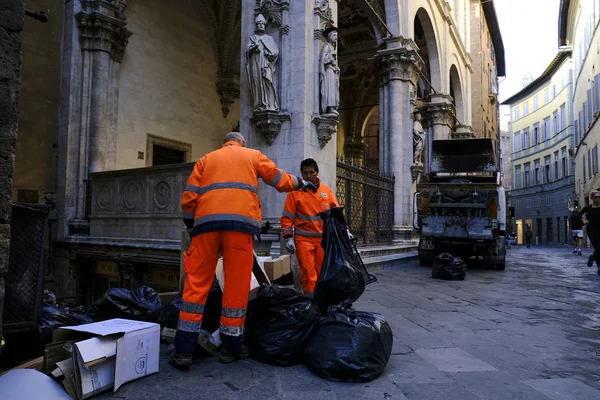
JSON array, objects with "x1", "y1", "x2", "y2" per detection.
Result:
[
  {"x1": 281, "y1": 179, "x2": 339, "y2": 242},
  {"x1": 182, "y1": 141, "x2": 301, "y2": 236}
]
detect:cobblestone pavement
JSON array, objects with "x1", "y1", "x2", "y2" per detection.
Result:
[{"x1": 97, "y1": 246, "x2": 600, "y2": 400}]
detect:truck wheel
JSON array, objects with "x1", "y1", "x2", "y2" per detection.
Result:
[
  {"x1": 419, "y1": 250, "x2": 434, "y2": 266},
  {"x1": 495, "y1": 261, "x2": 506, "y2": 271}
]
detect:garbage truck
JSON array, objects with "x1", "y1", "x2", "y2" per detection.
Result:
[{"x1": 413, "y1": 138, "x2": 506, "y2": 269}]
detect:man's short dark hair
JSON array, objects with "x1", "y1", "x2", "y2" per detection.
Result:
[{"x1": 300, "y1": 158, "x2": 319, "y2": 173}]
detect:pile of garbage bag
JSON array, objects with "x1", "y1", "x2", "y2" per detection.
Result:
[
  {"x1": 305, "y1": 302, "x2": 393, "y2": 382},
  {"x1": 432, "y1": 252, "x2": 466, "y2": 280},
  {"x1": 88, "y1": 285, "x2": 162, "y2": 321},
  {"x1": 245, "y1": 285, "x2": 321, "y2": 366},
  {"x1": 314, "y1": 207, "x2": 365, "y2": 313}
]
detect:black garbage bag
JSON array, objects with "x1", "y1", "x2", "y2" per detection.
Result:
[
  {"x1": 245, "y1": 285, "x2": 321, "y2": 366},
  {"x1": 432, "y1": 253, "x2": 466, "y2": 280},
  {"x1": 39, "y1": 304, "x2": 93, "y2": 341},
  {"x1": 200, "y1": 277, "x2": 223, "y2": 333},
  {"x1": 156, "y1": 292, "x2": 183, "y2": 329},
  {"x1": 305, "y1": 303, "x2": 393, "y2": 382},
  {"x1": 314, "y1": 207, "x2": 365, "y2": 312},
  {"x1": 89, "y1": 285, "x2": 162, "y2": 321}
]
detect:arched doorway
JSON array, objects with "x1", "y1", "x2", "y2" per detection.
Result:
[
  {"x1": 414, "y1": 8, "x2": 441, "y2": 98},
  {"x1": 449, "y1": 64, "x2": 464, "y2": 126}
]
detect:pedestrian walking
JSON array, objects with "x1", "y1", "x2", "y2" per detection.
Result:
[
  {"x1": 280, "y1": 158, "x2": 351, "y2": 297},
  {"x1": 569, "y1": 208, "x2": 584, "y2": 255},
  {"x1": 577, "y1": 189, "x2": 600, "y2": 274},
  {"x1": 525, "y1": 225, "x2": 532, "y2": 248},
  {"x1": 171, "y1": 132, "x2": 317, "y2": 369}
]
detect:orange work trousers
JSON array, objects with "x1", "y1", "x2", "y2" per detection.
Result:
[
  {"x1": 176, "y1": 230, "x2": 253, "y2": 354},
  {"x1": 296, "y1": 240, "x2": 324, "y2": 295}
]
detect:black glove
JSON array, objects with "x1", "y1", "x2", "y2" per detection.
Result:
[{"x1": 183, "y1": 218, "x2": 194, "y2": 230}]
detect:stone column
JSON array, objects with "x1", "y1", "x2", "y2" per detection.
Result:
[
  {"x1": 240, "y1": 0, "x2": 338, "y2": 228},
  {"x1": 57, "y1": 0, "x2": 131, "y2": 238},
  {"x1": 422, "y1": 93, "x2": 455, "y2": 141},
  {"x1": 372, "y1": 39, "x2": 423, "y2": 241},
  {"x1": 0, "y1": 0, "x2": 25, "y2": 351}
]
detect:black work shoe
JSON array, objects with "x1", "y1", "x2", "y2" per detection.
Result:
[
  {"x1": 218, "y1": 344, "x2": 250, "y2": 364},
  {"x1": 578, "y1": 251, "x2": 582, "y2": 256},
  {"x1": 588, "y1": 254, "x2": 595, "y2": 267},
  {"x1": 197, "y1": 332, "x2": 219, "y2": 356},
  {"x1": 169, "y1": 351, "x2": 192, "y2": 369},
  {"x1": 573, "y1": 249, "x2": 578, "y2": 254}
]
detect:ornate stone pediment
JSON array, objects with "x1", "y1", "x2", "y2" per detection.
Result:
[{"x1": 312, "y1": 114, "x2": 338, "y2": 148}]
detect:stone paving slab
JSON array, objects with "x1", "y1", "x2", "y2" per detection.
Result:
[
  {"x1": 523, "y1": 378, "x2": 600, "y2": 400},
  {"x1": 415, "y1": 348, "x2": 497, "y2": 373}
]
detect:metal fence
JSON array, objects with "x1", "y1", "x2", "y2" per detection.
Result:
[
  {"x1": 336, "y1": 159, "x2": 394, "y2": 245},
  {"x1": 3, "y1": 203, "x2": 48, "y2": 333}
]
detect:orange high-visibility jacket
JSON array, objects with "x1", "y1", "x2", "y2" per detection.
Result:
[
  {"x1": 182, "y1": 141, "x2": 301, "y2": 236},
  {"x1": 281, "y1": 179, "x2": 339, "y2": 243}
]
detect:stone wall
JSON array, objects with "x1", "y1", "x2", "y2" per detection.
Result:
[
  {"x1": 0, "y1": 0, "x2": 24, "y2": 348},
  {"x1": 12, "y1": 0, "x2": 62, "y2": 203},
  {"x1": 116, "y1": 0, "x2": 240, "y2": 170}
]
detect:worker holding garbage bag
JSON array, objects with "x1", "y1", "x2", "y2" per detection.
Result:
[
  {"x1": 281, "y1": 158, "x2": 352, "y2": 297},
  {"x1": 171, "y1": 132, "x2": 317, "y2": 369}
]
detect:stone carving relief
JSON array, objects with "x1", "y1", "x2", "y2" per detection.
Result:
[
  {"x1": 255, "y1": 0, "x2": 289, "y2": 29},
  {"x1": 122, "y1": 182, "x2": 141, "y2": 211},
  {"x1": 96, "y1": 184, "x2": 113, "y2": 211},
  {"x1": 154, "y1": 181, "x2": 172, "y2": 210},
  {"x1": 314, "y1": 0, "x2": 334, "y2": 37},
  {"x1": 245, "y1": 14, "x2": 280, "y2": 113},
  {"x1": 412, "y1": 112, "x2": 425, "y2": 166}
]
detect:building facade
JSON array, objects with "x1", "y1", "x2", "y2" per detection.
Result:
[
  {"x1": 11, "y1": 0, "x2": 505, "y2": 303},
  {"x1": 559, "y1": 0, "x2": 600, "y2": 208},
  {"x1": 469, "y1": 0, "x2": 505, "y2": 145},
  {"x1": 503, "y1": 51, "x2": 575, "y2": 246}
]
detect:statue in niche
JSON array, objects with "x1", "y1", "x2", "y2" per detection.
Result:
[
  {"x1": 319, "y1": 26, "x2": 340, "y2": 116},
  {"x1": 413, "y1": 112, "x2": 425, "y2": 165},
  {"x1": 245, "y1": 14, "x2": 280, "y2": 112}
]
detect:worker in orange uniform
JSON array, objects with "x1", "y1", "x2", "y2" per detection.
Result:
[
  {"x1": 171, "y1": 132, "x2": 316, "y2": 369},
  {"x1": 281, "y1": 158, "x2": 352, "y2": 297}
]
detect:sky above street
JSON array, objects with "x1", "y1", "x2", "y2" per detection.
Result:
[{"x1": 495, "y1": 0, "x2": 562, "y2": 103}]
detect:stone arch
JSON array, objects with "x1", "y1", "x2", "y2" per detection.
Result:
[
  {"x1": 361, "y1": 106, "x2": 380, "y2": 169},
  {"x1": 413, "y1": 7, "x2": 442, "y2": 94},
  {"x1": 449, "y1": 64, "x2": 465, "y2": 124}
]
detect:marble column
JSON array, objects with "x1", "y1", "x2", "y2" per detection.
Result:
[
  {"x1": 240, "y1": 0, "x2": 338, "y2": 228},
  {"x1": 57, "y1": 0, "x2": 131, "y2": 238},
  {"x1": 372, "y1": 38, "x2": 423, "y2": 241}
]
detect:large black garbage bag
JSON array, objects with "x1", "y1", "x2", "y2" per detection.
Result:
[
  {"x1": 201, "y1": 277, "x2": 223, "y2": 333},
  {"x1": 306, "y1": 303, "x2": 393, "y2": 382},
  {"x1": 89, "y1": 285, "x2": 162, "y2": 321},
  {"x1": 314, "y1": 207, "x2": 365, "y2": 312},
  {"x1": 245, "y1": 285, "x2": 321, "y2": 366},
  {"x1": 432, "y1": 253, "x2": 466, "y2": 280},
  {"x1": 39, "y1": 304, "x2": 93, "y2": 341}
]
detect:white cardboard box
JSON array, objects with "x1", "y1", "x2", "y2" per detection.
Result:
[
  {"x1": 54, "y1": 319, "x2": 160, "y2": 399},
  {"x1": 215, "y1": 252, "x2": 270, "y2": 301}
]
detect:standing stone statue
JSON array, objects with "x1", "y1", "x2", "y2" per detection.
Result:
[
  {"x1": 413, "y1": 112, "x2": 425, "y2": 165},
  {"x1": 319, "y1": 26, "x2": 340, "y2": 116},
  {"x1": 245, "y1": 14, "x2": 279, "y2": 112}
]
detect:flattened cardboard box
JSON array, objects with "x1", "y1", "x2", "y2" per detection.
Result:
[{"x1": 54, "y1": 318, "x2": 160, "y2": 399}]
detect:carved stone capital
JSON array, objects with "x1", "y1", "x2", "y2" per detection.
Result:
[
  {"x1": 371, "y1": 45, "x2": 424, "y2": 86},
  {"x1": 255, "y1": 0, "x2": 290, "y2": 27},
  {"x1": 312, "y1": 114, "x2": 338, "y2": 148},
  {"x1": 452, "y1": 124, "x2": 475, "y2": 139},
  {"x1": 252, "y1": 111, "x2": 290, "y2": 145},
  {"x1": 76, "y1": 0, "x2": 132, "y2": 62},
  {"x1": 422, "y1": 94, "x2": 456, "y2": 129},
  {"x1": 216, "y1": 74, "x2": 240, "y2": 118}
]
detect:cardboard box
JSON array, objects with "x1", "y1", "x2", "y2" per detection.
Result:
[
  {"x1": 215, "y1": 252, "x2": 270, "y2": 301},
  {"x1": 263, "y1": 255, "x2": 291, "y2": 281},
  {"x1": 53, "y1": 319, "x2": 160, "y2": 399}
]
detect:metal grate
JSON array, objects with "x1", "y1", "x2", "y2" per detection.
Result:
[
  {"x1": 336, "y1": 159, "x2": 394, "y2": 245},
  {"x1": 3, "y1": 203, "x2": 48, "y2": 333}
]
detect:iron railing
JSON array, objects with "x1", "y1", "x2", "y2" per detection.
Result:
[{"x1": 336, "y1": 158, "x2": 394, "y2": 245}]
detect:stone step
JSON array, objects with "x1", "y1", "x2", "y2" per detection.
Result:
[
  {"x1": 356, "y1": 243, "x2": 417, "y2": 258},
  {"x1": 361, "y1": 251, "x2": 419, "y2": 273}
]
